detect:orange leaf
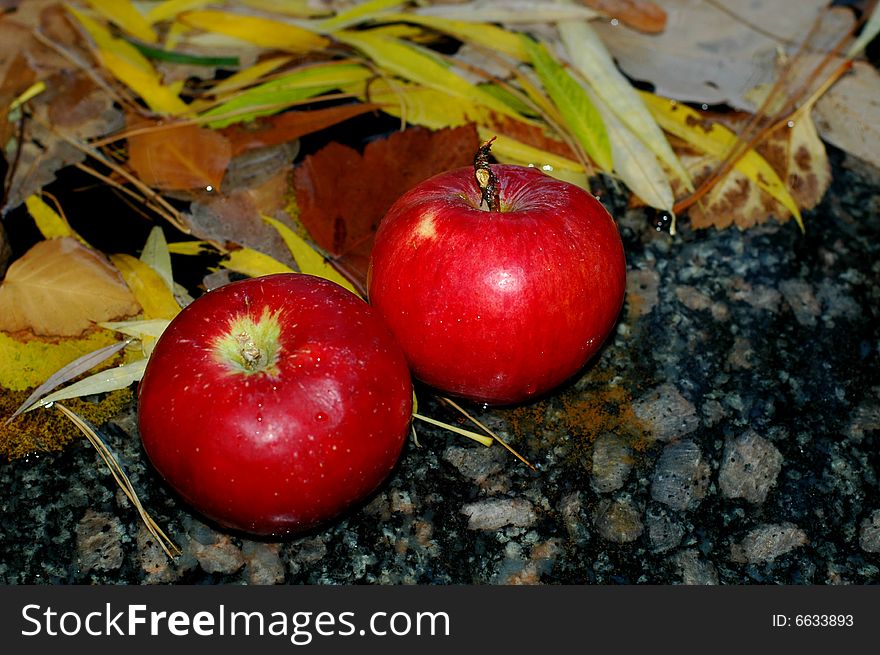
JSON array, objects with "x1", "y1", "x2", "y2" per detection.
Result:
[
  {"x1": 221, "y1": 103, "x2": 380, "y2": 157},
  {"x1": 128, "y1": 121, "x2": 232, "y2": 191},
  {"x1": 0, "y1": 238, "x2": 139, "y2": 337},
  {"x1": 293, "y1": 125, "x2": 479, "y2": 285},
  {"x1": 583, "y1": 0, "x2": 667, "y2": 33}
]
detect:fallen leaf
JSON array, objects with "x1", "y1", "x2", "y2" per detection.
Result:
[
  {"x1": 28, "y1": 358, "x2": 148, "y2": 411},
  {"x1": 674, "y1": 109, "x2": 829, "y2": 230},
  {"x1": 127, "y1": 120, "x2": 232, "y2": 191},
  {"x1": 315, "y1": 0, "x2": 405, "y2": 32},
  {"x1": 523, "y1": 36, "x2": 612, "y2": 171},
  {"x1": 642, "y1": 92, "x2": 804, "y2": 229},
  {"x1": 294, "y1": 124, "x2": 480, "y2": 284},
  {"x1": 262, "y1": 215, "x2": 361, "y2": 296},
  {"x1": 335, "y1": 29, "x2": 520, "y2": 120},
  {"x1": 0, "y1": 328, "x2": 119, "y2": 392},
  {"x1": 200, "y1": 61, "x2": 372, "y2": 129},
  {"x1": 583, "y1": 0, "x2": 667, "y2": 33},
  {"x1": 813, "y1": 61, "x2": 880, "y2": 170},
  {"x1": 558, "y1": 20, "x2": 690, "y2": 187},
  {"x1": 0, "y1": 238, "x2": 140, "y2": 337},
  {"x1": 221, "y1": 103, "x2": 379, "y2": 156},
  {"x1": 412, "y1": 1, "x2": 598, "y2": 23},
  {"x1": 68, "y1": 6, "x2": 188, "y2": 114},
  {"x1": 221, "y1": 247, "x2": 294, "y2": 277},
  {"x1": 85, "y1": 0, "x2": 158, "y2": 44},
  {"x1": 109, "y1": 253, "x2": 181, "y2": 320},
  {"x1": 593, "y1": 0, "x2": 853, "y2": 111},
  {"x1": 25, "y1": 194, "x2": 82, "y2": 242},
  {"x1": 178, "y1": 9, "x2": 329, "y2": 53}
]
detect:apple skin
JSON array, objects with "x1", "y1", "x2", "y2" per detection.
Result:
[
  {"x1": 137, "y1": 273, "x2": 413, "y2": 537},
  {"x1": 368, "y1": 164, "x2": 626, "y2": 405}
]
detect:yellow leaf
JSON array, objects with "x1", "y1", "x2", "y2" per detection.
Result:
[
  {"x1": 110, "y1": 254, "x2": 181, "y2": 320},
  {"x1": 205, "y1": 55, "x2": 293, "y2": 99},
  {"x1": 167, "y1": 240, "x2": 215, "y2": 255},
  {"x1": 140, "y1": 227, "x2": 174, "y2": 292},
  {"x1": 383, "y1": 12, "x2": 528, "y2": 60},
  {"x1": 262, "y1": 215, "x2": 360, "y2": 296},
  {"x1": 481, "y1": 130, "x2": 583, "y2": 174},
  {"x1": 68, "y1": 7, "x2": 188, "y2": 115},
  {"x1": 587, "y1": 90, "x2": 674, "y2": 212},
  {"x1": 0, "y1": 238, "x2": 140, "y2": 337},
  {"x1": 145, "y1": 0, "x2": 213, "y2": 24},
  {"x1": 220, "y1": 248, "x2": 294, "y2": 278},
  {"x1": 86, "y1": 0, "x2": 157, "y2": 43},
  {"x1": 101, "y1": 319, "x2": 171, "y2": 342},
  {"x1": 335, "y1": 29, "x2": 521, "y2": 119},
  {"x1": 640, "y1": 92, "x2": 804, "y2": 231},
  {"x1": 239, "y1": 0, "x2": 327, "y2": 17},
  {"x1": 559, "y1": 20, "x2": 691, "y2": 188},
  {"x1": 0, "y1": 329, "x2": 118, "y2": 392},
  {"x1": 178, "y1": 10, "x2": 329, "y2": 53},
  {"x1": 25, "y1": 195, "x2": 81, "y2": 242},
  {"x1": 200, "y1": 61, "x2": 371, "y2": 128},
  {"x1": 29, "y1": 358, "x2": 148, "y2": 411},
  {"x1": 316, "y1": 0, "x2": 405, "y2": 32}
]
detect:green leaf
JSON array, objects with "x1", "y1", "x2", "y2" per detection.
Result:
[
  {"x1": 200, "y1": 62, "x2": 372, "y2": 128},
  {"x1": 335, "y1": 29, "x2": 521, "y2": 120},
  {"x1": 522, "y1": 36, "x2": 612, "y2": 172},
  {"x1": 558, "y1": 20, "x2": 691, "y2": 188}
]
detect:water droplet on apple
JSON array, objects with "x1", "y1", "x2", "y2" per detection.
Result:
[{"x1": 315, "y1": 412, "x2": 327, "y2": 422}]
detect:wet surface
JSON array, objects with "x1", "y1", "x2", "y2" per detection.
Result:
[{"x1": 1, "y1": 149, "x2": 878, "y2": 584}]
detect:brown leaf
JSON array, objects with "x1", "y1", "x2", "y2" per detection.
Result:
[
  {"x1": 675, "y1": 110, "x2": 830, "y2": 230},
  {"x1": 0, "y1": 237, "x2": 140, "y2": 337},
  {"x1": 583, "y1": 0, "x2": 667, "y2": 33},
  {"x1": 293, "y1": 124, "x2": 480, "y2": 284},
  {"x1": 128, "y1": 120, "x2": 232, "y2": 191},
  {"x1": 221, "y1": 103, "x2": 380, "y2": 157}
]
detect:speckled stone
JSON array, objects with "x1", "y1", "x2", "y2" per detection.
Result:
[
  {"x1": 590, "y1": 434, "x2": 633, "y2": 493},
  {"x1": 462, "y1": 498, "x2": 537, "y2": 531},
  {"x1": 632, "y1": 384, "x2": 700, "y2": 442},
  {"x1": 76, "y1": 510, "x2": 124, "y2": 573},
  {"x1": 718, "y1": 430, "x2": 783, "y2": 504},
  {"x1": 593, "y1": 496, "x2": 644, "y2": 543},
  {"x1": 859, "y1": 510, "x2": 880, "y2": 554},
  {"x1": 730, "y1": 523, "x2": 808, "y2": 564},
  {"x1": 1, "y1": 150, "x2": 878, "y2": 585},
  {"x1": 670, "y1": 549, "x2": 719, "y2": 585},
  {"x1": 650, "y1": 440, "x2": 710, "y2": 511}
]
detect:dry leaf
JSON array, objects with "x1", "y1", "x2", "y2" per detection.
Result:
[
  {"x1": 293, "y1": 124, "x2": 480, "y2": 284},
  {"x1": 594, "y1": 0, "x2": 853, "y2": 111},
  {"x1": 813, "y1": 61, "x2": 880, "y2": 170},
  {"x1": 221, "y1": 103, "x2": 380, "y2": 156},
  {"x1": 0, "y1": 237, "x2": 140, "y2": 337},
  {"x1": 583, "y1": 0, "x2": 667, "y2": 33},
  {"x1": 127, "y1": 120, "x2": 232, "y2": 191},
  {"x1": 677, "y1": 110, "x2": 830, "y2": 230}
]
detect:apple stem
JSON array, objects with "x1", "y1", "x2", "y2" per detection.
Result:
[
  {"x1": 474, "y1": 136, "x2": 500, "y2": 212},
  {"x1": 236, "y1": 332, "x2": 263, "y2": 370}
]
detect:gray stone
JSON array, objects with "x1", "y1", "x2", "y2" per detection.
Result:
[
  {"x1": 718, "y1": 430, "x2": 783, "y2": 504},
  {"x1": 859, "y1": 510, "x2": 880, "y2": 553},
  {"x1": 590, "y1": 434, "x2": 633, "y2": 493},
  {"x1": 443, "y1": 445, "x2": 506, "y2": 485},
  {"x1": 190, "y1": 535, "x2": 245, "y2": 575},
  {"x1": 730, "y1": 523, "x2": 808, "y2": 564},
  {"x1": 626, "y1": 267, "x2": 660, "y2": 318},
  {"x1": 651, "y1": 440, "x2": 710, "y2": 511},
  {"x1": 633, "y1": 383, "x2": 700, "y2": 442},
  {"x1": 462, "y1": 498, "x2": 537, "y2": 531}
]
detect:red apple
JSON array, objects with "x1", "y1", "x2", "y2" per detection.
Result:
[
  {"x1": 137, "y1": 273, "x2": 413, "y2": 537},
  {"x1": 368, "y1": 164, "x2": 626, "y2": 405}
]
